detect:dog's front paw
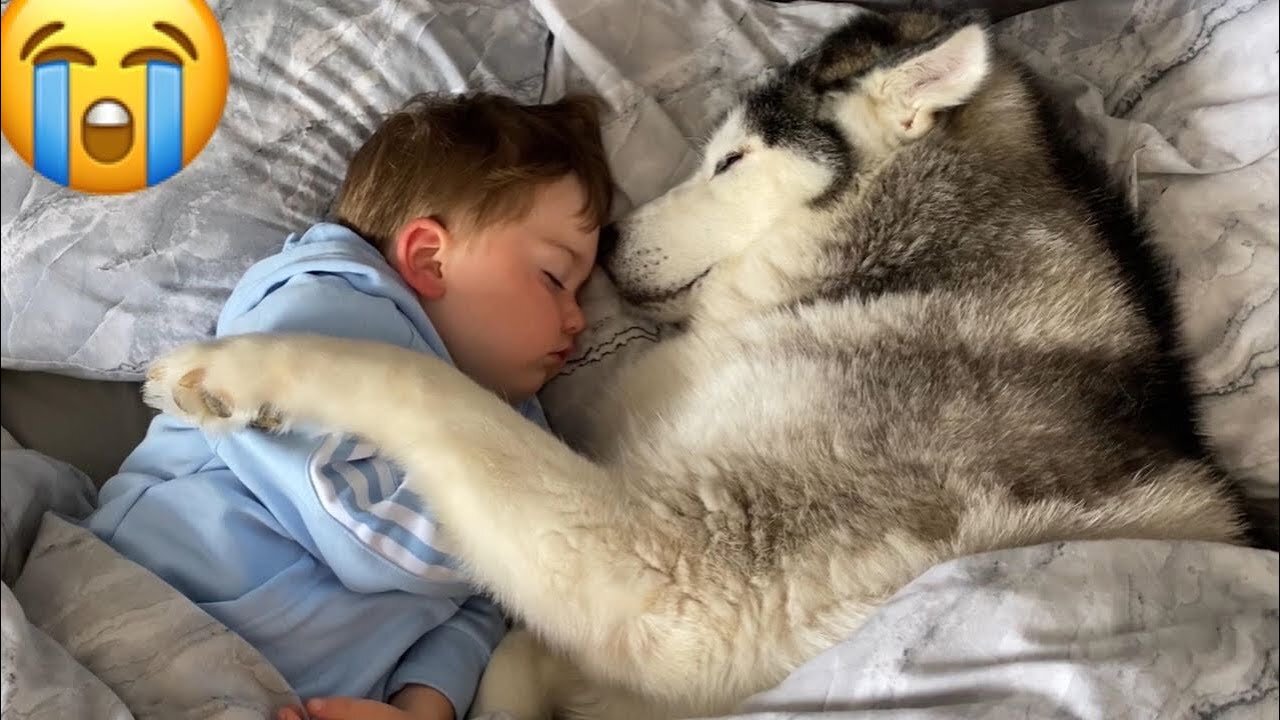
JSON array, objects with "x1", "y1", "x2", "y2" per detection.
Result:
[{"x1": 143, "y1": 338, "x2": 287, "y2": 434}]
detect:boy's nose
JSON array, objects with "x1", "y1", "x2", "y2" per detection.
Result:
[{"x1": 564, "y1": 299, "x2": 586, "y2": 335}]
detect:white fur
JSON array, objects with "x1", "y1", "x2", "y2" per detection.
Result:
[{"x1": 607, "y1": 110, "x2": 838, "y2": 325}]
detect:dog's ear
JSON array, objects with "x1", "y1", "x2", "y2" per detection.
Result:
[{"x1": 869, "y1": 22, "x2": 990, "y2": 140}]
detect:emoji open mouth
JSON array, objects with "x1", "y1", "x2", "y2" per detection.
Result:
[{"x1": 82, "y1": 99, "x2": 133, "y2": 163}]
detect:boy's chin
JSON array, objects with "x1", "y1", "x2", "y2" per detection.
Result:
[{"x1": 495, "y1": 372, "x2": 542, "y2": 406}]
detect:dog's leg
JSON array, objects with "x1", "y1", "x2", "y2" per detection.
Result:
[
  {"x1": 471, "y1": 629, "x2": 561, "y2": 720},
  {"x1": 471, "y1": 629, "x2": 582, "y2": 720},
  {"x1": 143, "y1": 334, "x2": 668, "y2": 673},
  {"x1": 473, "y1": 629, "x2": 671, "y2": 720}
]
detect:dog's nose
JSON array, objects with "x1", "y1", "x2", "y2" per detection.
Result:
[{"x1": 597, "y1": 223, "x2": 619, "y2": 265}]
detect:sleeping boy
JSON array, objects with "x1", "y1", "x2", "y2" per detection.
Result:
[{"x1": 83, "y1": 91, "x2": 612, "y2": 720}]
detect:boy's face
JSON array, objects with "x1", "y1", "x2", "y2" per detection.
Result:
[{"x1": 418, "y1": 175, "x2": 599, "y2": 403}]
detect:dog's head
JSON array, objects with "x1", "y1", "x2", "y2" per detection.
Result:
[{"x1": 606, "y1": 11, "x2": 998, "y2": 323}]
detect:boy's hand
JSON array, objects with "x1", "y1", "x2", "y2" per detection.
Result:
[{"x1": 276, "y1": 686, "x2": 454, "y2": 720}]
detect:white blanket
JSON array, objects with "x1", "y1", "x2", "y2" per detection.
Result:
[
  {"x1": 0, "y1": 430, "x2": 299, "y2": 719},
  {"x1": 722, "y1": 540, "x2": 1278, "y2": 719}
]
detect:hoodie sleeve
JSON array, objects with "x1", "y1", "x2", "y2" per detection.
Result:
[
  {"x1": 384, "y1": 594, "x2": 508, "y2": 717},
  {"x1": 206, "y1": 262, "x2": 474, "y2": 597},
  {"x1": 217, "y1": 251, "x2": 502, "y2": 701}
]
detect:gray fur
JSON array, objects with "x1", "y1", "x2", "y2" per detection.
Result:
[{"x1": 608, "y1": 10, "x2": 1246, "y2": 530}]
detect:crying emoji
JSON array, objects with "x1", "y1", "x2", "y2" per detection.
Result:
[{"x1": 1, "y1": 0, "x2": 229, "y2": 194}]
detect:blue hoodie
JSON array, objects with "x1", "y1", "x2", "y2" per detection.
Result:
[{"x1": 84, "y1": 223, "x2": 544, "y2": 714}]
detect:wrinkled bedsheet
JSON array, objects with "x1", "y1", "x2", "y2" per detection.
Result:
[
  {"x1": 0, "y1": 429, "x2": 298, "y2": 719},
  {"x1": 713, "y1": 542, "x2": 1278, "y2": 720}
]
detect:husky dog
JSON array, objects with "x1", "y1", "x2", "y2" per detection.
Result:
[{"x1": 141, "y1": 9, "x2": 1253, "y2": 720}]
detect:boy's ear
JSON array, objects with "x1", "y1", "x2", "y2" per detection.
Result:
[{"x1": 392, "y1": 217, "x2": 450, "y2": 300}]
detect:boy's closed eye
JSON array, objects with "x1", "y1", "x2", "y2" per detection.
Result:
[{"x1": 543, "y1": 270, "x2": 567, "y2": 290}]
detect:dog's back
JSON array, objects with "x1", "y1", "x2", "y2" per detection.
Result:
[{"x1": 796, "y1": 43, "x2": 1244, "y2": 543}]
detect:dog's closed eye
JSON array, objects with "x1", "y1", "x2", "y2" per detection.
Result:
[{"x1": 714, "y1": 150, "x2": 745, "y2": 176}]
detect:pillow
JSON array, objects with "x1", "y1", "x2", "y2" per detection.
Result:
[{"x1": 1, "y1": 0, "x2": 549, "y2": 380}]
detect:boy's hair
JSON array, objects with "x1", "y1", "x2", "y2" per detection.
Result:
[{"x1": 332, "y1": 92, "x2": 613, "y2": 250}]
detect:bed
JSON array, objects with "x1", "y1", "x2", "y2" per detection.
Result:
[{"x1": 2, "y1": 1, "x2": 1276, "y2": 718}]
